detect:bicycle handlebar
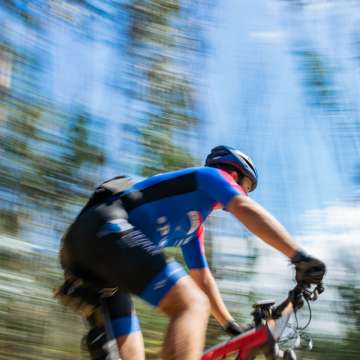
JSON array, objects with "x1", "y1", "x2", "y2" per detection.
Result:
[
  {"x1": 202, "y1": 283, "x2": 324, "y2": 360},
  {"x1": 260, "y1": 283, "x2": 324, "y2": 360},
  {"x1": 252, "y1": 283, "x2": 324, "y2": 325}
]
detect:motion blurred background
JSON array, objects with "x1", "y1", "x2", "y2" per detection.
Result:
[{"x1": 0, "y1": 0, "x2": 359, "y2": 359}]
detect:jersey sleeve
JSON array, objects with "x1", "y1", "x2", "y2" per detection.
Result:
[
  {"x1": 196, "y1": 167, "x2": 247, "y2": 207},
  {"x1": 181, "y1": 224, "x2": 208, "y2": 269}
]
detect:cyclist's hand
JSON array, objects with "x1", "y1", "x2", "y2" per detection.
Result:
[
  {"x1": 291, "y1": 250, "x2": 326, "y2": 285},
  {"x1": 223, "y1": 320, "x2": 248, "y2": 336}
]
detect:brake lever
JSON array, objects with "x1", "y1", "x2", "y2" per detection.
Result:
[
  {"x1": 302, "y1": 283, "x2": 325, "y2": 302},
  {"x1": 317, "y1": 283, "x2": 325, "y2": 294}
]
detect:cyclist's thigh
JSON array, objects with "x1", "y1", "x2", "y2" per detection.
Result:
[{"x1": 157, "y1": 275, "x2": 208, "y2": 316}]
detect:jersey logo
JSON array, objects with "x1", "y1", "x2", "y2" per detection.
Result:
[
  {"x1": 97, "y1": 219, "x2": 133, "y2": 238},
  {"x1": 154, "y1": 279, "x2": 167, "y2": 290},
  {"x1": 158, "y1": 238, "x2": 168, "y2": 247},
  {"x1": 157, "y1": 216, "x2": 170, "y2": 236},
  {"x1": 153, "y1": 267, "x2": 184, "y2": 289},
  {"x1": 187, "y1": 211, "x2": 201, "y2": 235},
  {"x1": 173, "y1": 235, "x2": 193, "y2": 247}
]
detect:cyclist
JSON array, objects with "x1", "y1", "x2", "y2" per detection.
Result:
[{"x1": 55, "y1": 145, "x2": 326, "y2": 360}]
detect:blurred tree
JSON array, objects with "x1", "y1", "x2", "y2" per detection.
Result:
[
  {"x1": 0, "y1": 102, "x2": 105, "y2": 232},
  {"x1": 124, "y1": 0, "x2": 205, "y2": 175},
  {"x1": 0, "y1": 0, "x2": 42, "y2": 27},
  {"x1": 293, "y1": 49, "x2": 340, "y2": 112},
  {"x1": 0, "y1": 2, "x2": 105, "y2": 233},
  {"x1": 286, "y1": 1, "x2": 360, "y2": 199},
  {"x1": 336, "y1": 263, "x2": 360, "y2": 358},
  {"x1": 0, "y1": 5, "x2": 106, "y2": 356}
]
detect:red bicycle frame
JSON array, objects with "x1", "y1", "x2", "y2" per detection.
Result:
[
  {"x1": 202, "y1": 294, "x2": 297, "y2": 360},
  {"x1": 202, "y1": 326, "x2": 271, "y2": 360}
]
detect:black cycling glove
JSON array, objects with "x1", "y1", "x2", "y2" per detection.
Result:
[
  {"x1": 291, "y1": 250, "x2": 326, "y2": 285},
  {"x1": 223, "y1": 320, "x2": 247, "y2": 336}
]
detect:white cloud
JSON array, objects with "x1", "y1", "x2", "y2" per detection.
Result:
[
  {"x1": 298, "y1": 204, "x2": 360, "y2": 271},
  {"x1": 303, "y1": 204, "x2": 360, "y2": 230},
  {"x1": 248, "y1": 31, "x2": 286, "y2": 43}
]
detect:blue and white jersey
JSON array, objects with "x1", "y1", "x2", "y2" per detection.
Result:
[{"x1": 122, "y1": 167, "x2": 246, "y2": 269}]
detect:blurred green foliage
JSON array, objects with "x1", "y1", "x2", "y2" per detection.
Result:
[
  {"x1": 0, "y1": 101, "x2": 105, "y2": 234},
  {"x1": 125, "y1": 1, "x2": 202, "y2": 175},
  {"x1": 294, "y1": 49, "x2": 340, "y2": 112}
]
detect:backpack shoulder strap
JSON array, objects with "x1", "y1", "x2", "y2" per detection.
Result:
[
  {"x1": 100, "y1": 176, "x2": 133, "y2": 194},
  {"x1": 78, "y1": 176, "x2": 133, "y2": 216}
]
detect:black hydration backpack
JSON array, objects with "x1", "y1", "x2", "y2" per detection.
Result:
[
  {"x1": 78, "y1": 176, "x2": 133, "y2": 217},
  {"x1": 56, "y1": 176, "x2": 137, "y2": 331}
]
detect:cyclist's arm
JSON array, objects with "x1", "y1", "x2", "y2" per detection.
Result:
[
  {"x1": 181, "y1": 225, "x2": 208, "y2": 269},
  {"x1": 227, "y1": 195, "x2": 298, "y2": 258},
  {"x1": 181, "y1": 226, "x2": 233, "y2": 326},
  {"x1": 190, "y1": 267, "x2": 233, "y2": 327}
]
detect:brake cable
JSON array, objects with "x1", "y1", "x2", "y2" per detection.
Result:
[{"x1": 294, "y1": 295, "x2": 312, "y2": 331}]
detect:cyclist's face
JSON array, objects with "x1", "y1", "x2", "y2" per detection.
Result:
[
  {"x1": 229, "y1": 171, "x2": 253, "y2": 193},
  {"x1": 239, "y1": 176, "x2": 253, "y2": 194}
]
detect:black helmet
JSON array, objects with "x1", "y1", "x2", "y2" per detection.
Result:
[{"x1": 205, "y1": 145, "x2": 258, "y2": 191}]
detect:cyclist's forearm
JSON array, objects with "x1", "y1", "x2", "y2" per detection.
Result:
[
  {"x1": 189, "y1": 268, "x2": 233, "y2": 326},
  {"x1": 227, "y1": 195, "x2": 298, "y2": 258}
]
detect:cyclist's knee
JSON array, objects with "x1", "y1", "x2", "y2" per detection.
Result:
[
  {"x1": 116, "y1": 331, "x2": 145, "y2": 360},
  {"x1": 159, "y1": 276, "x2": 210, "y2": 317}
]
